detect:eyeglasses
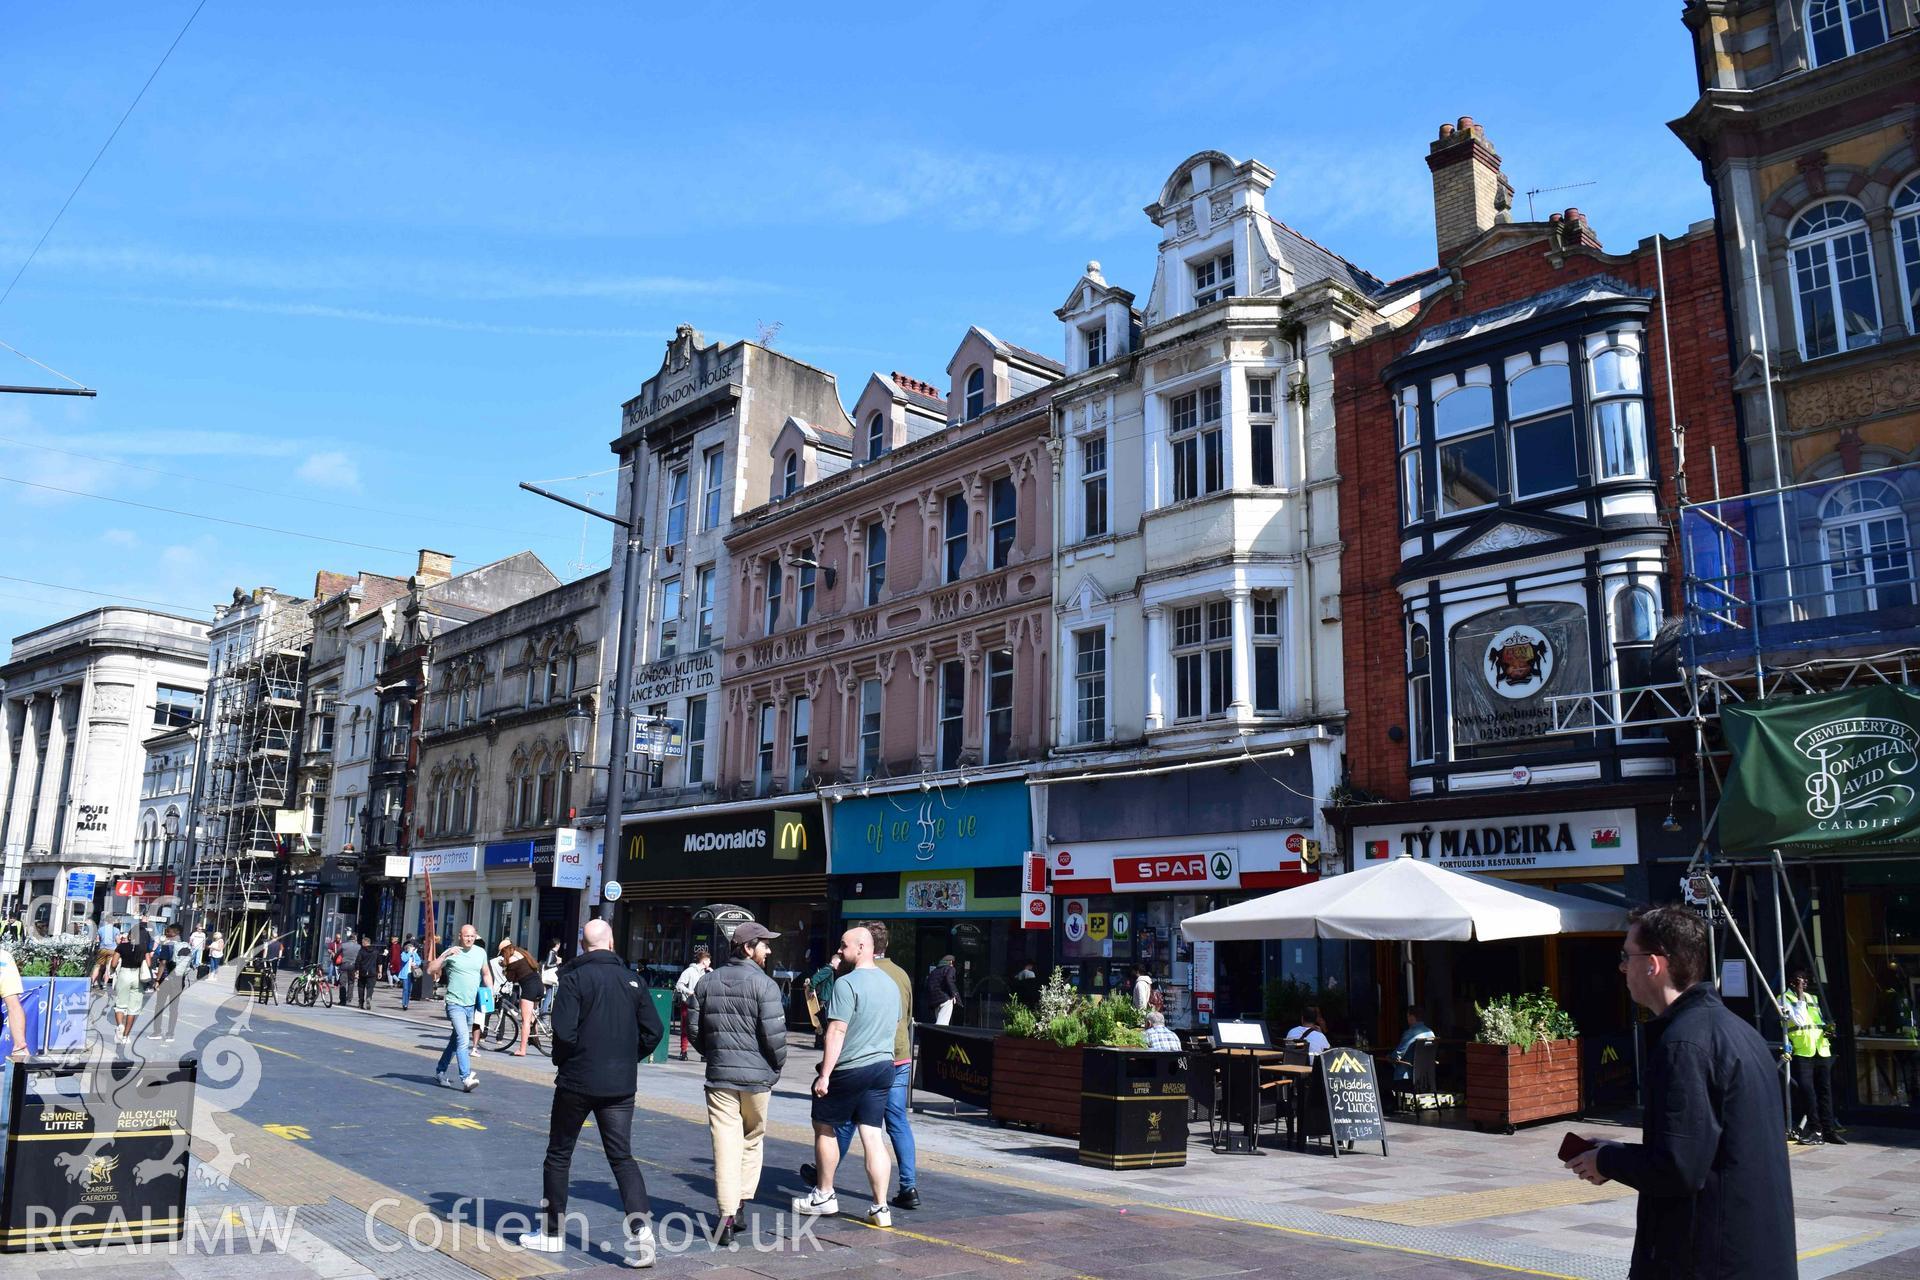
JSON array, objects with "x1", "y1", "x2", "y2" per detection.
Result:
[{"x1": 1619, "y1": 949, "x2": 1665, "y2": 966}]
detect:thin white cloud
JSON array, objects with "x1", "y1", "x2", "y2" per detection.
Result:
[
  {"x1": 20, "y1": 242, "x2": 761, "y2": 305},
  {"x1": 100, "y1": 528, "x2": 141, "y2": 548},
  {"x1": 296, "y1": 450, "x2": 362, "y2": 492},
  {"x1": 117, "y1": 294, "x2": 652, "y2": 339}
]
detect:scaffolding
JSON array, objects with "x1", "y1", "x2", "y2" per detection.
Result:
[{"x1": 188, "y1": 593, "x2": 315, "y2": 946}]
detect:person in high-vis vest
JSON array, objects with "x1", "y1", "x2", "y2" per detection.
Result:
[{"x1": 1780, "y1": 970, "x2": 1844, "y2": 1145}]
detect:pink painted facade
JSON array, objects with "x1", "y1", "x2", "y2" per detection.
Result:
[{"x1": 719, "y1": 335, "x2": 1060, "y2": 797}]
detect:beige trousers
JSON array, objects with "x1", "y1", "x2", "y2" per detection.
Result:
[{"x1": 705, "y1": 1086, "x2": 771, "y2": 1216}]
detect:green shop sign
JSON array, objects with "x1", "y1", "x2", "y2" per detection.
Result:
[{"x1": 1721, "y1": 686, "x2": 1920, "y2": 855}]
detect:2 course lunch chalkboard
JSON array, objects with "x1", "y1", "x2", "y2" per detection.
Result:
[{"x1": 1315, "y1": 1047, "x2": 1389, "y2": 1158}]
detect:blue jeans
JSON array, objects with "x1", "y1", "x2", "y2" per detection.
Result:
[
  {"x1": 833, "y1": 1061, "x2": 916, "y2": 1190},
  {"x1": 399, "y1": 972, "x2": 412, "y2": 1009},
  {"x1": 435, "y1": 1002, "x2": 474, "y2": 1080}
]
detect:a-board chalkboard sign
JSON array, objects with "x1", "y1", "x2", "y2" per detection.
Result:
[{"x1": 1315, "y1": 1047, "x2": 1389, "y2": 1158}]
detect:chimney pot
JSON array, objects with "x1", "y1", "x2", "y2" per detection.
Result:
[
  {"x1": 1458, "y1": 115, "x2": 1474, "y2": 131},
  {"x1": 1566, "y1": 207, "x2": 1582, "y2": 221},
  {"x1": 1548, "y1": 211, "x2": 1563, "y2": 222},
  {"x1": 1438, "y1": 122, "x2": 1455, "y2": 139}
]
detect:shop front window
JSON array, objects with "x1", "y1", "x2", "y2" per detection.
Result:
[{"x1": 1843, "y1": 864, "x2": 1920, "y2": 1109}]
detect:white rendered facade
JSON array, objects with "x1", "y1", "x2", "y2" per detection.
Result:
[{"x1": 0, "y1": 608, "x2": 208, "y2": 923}]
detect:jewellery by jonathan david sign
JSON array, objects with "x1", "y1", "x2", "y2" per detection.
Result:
[{"x1": 1720, "y1": 686, "x2": 1920, "y2": 855}]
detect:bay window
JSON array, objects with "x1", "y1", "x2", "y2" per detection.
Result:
[
  {"x1": 1398, "y1": 386, "x2": 1422, "y2": 525},
  {"x1": 1173, "y1": 601, "x2": 1232, "y2": 721},
  {"x1": 1252, "y1": 592, "x2": 1283, "y2": 714},
  {"x1": 1170, "y1": 385, "x2": 1224, "y2": 502},
  {"x1": 1434, "y1": 367, "x2": 1497, "y2": 516},
  {"x1": 1588, "y1": 333, "x2": 1648, "y2": 480},
  {"x1": 1248, "y1": 375, "x2": 1276, "y2": 487},
  {"x1": 1408, "y1": 622, "x2": 1433, "y2": 763},
  {"x1": 1506, "y1": 347, "x2": 1576, "y2": 498}
]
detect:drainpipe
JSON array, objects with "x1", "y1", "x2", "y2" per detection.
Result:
[
  {"x1": 1045, "y1": 420, "x2": 1065, "y2": 753},
  {"x1": 1291, "y1": 324, "x2": 1318, "y2": 725}
]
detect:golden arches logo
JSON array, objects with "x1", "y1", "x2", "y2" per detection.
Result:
[
  {"x1": 627, "y1": 834, "x2": 645, "y2": 862},
  {"x1": 776, "y1": 817, "x2": 807, "y2": 852},
  {"x1": 1326, "y1": 1051, "x2": 1367, "y2": 1074}
]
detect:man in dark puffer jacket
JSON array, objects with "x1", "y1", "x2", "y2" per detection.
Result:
[{"x1": 687, "y1": 922, "x2": 787, "y2": 1246}]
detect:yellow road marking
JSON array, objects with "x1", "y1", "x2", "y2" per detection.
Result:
[
  {"x1": 1154, "y1": 1206, "x2": 1586, "y2": 1279},
  {"x1": 262, "y1": 1123, "x2": 311, "y2": 1141},
  {"x1": 429, "y1": 1115, "x2": 487, "y2": 1131},
  {"x1": 848, "y1": 1215, "x2": 1101, "y2": 1279},
  {"x1": 1328, "y1": 1179, "x2": 1630, "y2": 1226},
  {"x1": 1799, "y1": 1229, "x2": 1884, "y2": 1261}
]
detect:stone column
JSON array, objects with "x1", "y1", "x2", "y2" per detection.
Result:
[
  {"x1": 1143, "y1": 608, "x2": 1167, "y2": 732},
  {"x1": 1228, "y1": 590, "x2": 1254, "y2": 722},
  {"x1": 0, "y1": 699, "x2": 15, "y2": 848},
  {"x1": 31, "y1": 687, "x2": 70, "y2": 857},
  {"x1": 2, "y1": 695, "x2": 40, "y2": 904}
]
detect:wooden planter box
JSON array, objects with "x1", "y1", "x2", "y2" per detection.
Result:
[
  {"x1": 989, "y1": 1035, "x2": 1086, "y2": 1138},
  {"x1": 1466, "y1": 1039, "x2": 1582, "y2": 1133}
]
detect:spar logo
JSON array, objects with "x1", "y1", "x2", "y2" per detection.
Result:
[{"x1": 1793, "y1": 715, "x2": 1920, "y2": 832}]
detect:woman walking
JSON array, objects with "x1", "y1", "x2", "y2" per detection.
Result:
[
  {"x1": 110, "y1": 933, "x2": 148, "y2": 1046},
  {"x1": 206, "y1": 932, "x2": 225, "y2": 974}
]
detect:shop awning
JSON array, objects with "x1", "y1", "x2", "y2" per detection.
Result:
[{"x1": 1178, "y1": 854, "x2": 1629, "y2": 942}]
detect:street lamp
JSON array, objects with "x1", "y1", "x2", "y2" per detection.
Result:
[{"x1": 564, "y1": 703, "x2": 592, "y2": 773}]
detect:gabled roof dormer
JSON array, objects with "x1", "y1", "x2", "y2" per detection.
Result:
[
  {"x1": 852, "y1": 371, "x2": 948, "y2": 463},
  {"x1": 769, "y1": 416, "x2": 854, "y2": 501},
  {"x1": 946, "y1": 326, "x2": 1064, "y2": 422},
  {"x1": 1055, "y1": 261, "x2": 1139, "y2": 375}
]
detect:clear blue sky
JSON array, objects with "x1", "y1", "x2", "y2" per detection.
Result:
[{"x1": 0, "y1": 2, "x2": 1710, "y2": 655}]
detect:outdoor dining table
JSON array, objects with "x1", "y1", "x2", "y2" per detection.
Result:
[{"x1": 1213, "y1": 1048, "x2": 1310, "y2": 1153}]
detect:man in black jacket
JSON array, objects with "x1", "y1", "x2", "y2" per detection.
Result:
[
  {"x1": 1566, "y1": 904, "x2": 1795, "y2": 1278},
  {"x1": 518, "y1": 918, "x2": 664, "y2": 1267},
  {"x1": 687, "y1": 922, "x2": 787, "y2": 1246}
]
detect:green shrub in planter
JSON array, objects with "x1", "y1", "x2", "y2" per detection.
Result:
[{"x1": 1474, "y1": 988, "x2": 1578, "y2": 1050}]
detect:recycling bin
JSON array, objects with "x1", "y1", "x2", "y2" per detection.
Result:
[{"x1": 1078, "y1": 1046, "x2": 1188, "y2": 1169}]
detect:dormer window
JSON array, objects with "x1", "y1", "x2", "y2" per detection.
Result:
[
  {"x1": 781, "y1": 451, "x2": 800, "y2": 498},
  {"x1": 867, "y1": 412, "x2": 888, "y2": 461},
  {"x1": 1806, "y1": 0, "x2": 1887, "y2": 67},
  {"x1": 1193, "y1": 251, "x2": 1236, "y2": 305},
  {"x1": 964, "y1": 367, "x2": 986, "y2": 420},
  {"x1": 1083, "y1": 324, "x2": 1107, "y2": 369}
]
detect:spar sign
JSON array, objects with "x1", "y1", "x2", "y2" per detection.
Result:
[{"x1": 1721, "y1": 686, "x2": 1920, "y2": 855}]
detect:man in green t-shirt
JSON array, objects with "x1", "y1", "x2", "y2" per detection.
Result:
[
  {"x1": 430, "y1": 924, "x2": 488, "y2": 1091},
  {"x1": 792, "y1": 926, "x2": 899, "y2": 1227}
]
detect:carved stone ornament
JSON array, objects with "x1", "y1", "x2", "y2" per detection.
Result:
[
  {"x1": 1456, "y1": 524, "x2": 1557, "y2": 557},
  {"x1": 1784, "y1": 352, "x2": 1920, "y2": 432},
  {"x1": 1209, "y1": 193, "x2": 1232, "y2": 220},
  {"x1": 1177, "y1": 207, "x2": 1197, "y2": 236}
]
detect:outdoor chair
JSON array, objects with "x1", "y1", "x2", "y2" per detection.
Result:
[{"x1": 1389, "y1": 1038, "x2": 1456, "y2": 1118}]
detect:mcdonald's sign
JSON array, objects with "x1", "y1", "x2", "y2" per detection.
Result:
[
  {"x1": 619, "y1": 804, "x2": 826, "y2": 881},
  {"x1": 773, "y1": 810, "x2": 808, "y2": 859}
]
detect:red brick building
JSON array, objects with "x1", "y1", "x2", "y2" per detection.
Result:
[{"x1": 1328, "y1": 118, "x2": 1741, "y2": 1042}]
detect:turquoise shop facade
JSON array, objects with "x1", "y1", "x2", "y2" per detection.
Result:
[{"x1": 825, "y1": 777, "x2": 1046, "y2": 1024}]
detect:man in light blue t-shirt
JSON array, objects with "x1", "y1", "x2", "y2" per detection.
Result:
[
  {"x1": 793, "y1": 926, "x2": 900, "y2": 1227},
  {"x1": 429, "y1": 924, "x2": 487, "y2": 1091}
]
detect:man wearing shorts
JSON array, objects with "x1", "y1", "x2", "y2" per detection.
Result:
[{"x1": 792, "y1": 925, "x2": 899, "y2": 1228}]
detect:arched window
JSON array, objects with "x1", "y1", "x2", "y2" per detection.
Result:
[
  {"x1": 964, "y1": 367, "x2": 986, "y2": 420},
  {"x1": 1821, "y1": 478, "x2": 1914, "y2": 613},
  {"x1": 524, "y1": 645, "x2": 541, "y2": 707},
  {"x1": 535, "y1": 750, "x2": 558, "y2": 825},
  {"x1": 140, "y1": 810, "x2": 160, "y2": 868},
  {"x1": 565, "y1": 642, "x2": 582, "y2": 696},
  {"x1": 464, "y1": 764, "x2": 480, "y2": 833},
  {"x1": 1789, "y1": 200, "x2": 1880, "y2": 359},
  {"x1": 543, "y1": 644, "x2": 562, "y2": 702},
  {"x1": 1894, "y1": 176, "x2": 1920, "y2": 331},
  {"x1": 867, "y1": 412, "x2": 887, "y2": 461},
  {"x1": 1806, "y1": 0, "x2": 1888, "y2": 67},
  {"x1": 1613, "y1": 585, "x2": 1663, "y2": 741},
  {"x1": 782, "y1": 451, "x2": 799, "y2": 498},
  {"x1": 429, "y1": 769, "x2": 447, "y2": 834},
  {"x1": 1407, "y1": 623, "x2": 1433, "y2": 764},
  {"x1": 450, "y1": 770, "x2": 467, "y2": 835}
]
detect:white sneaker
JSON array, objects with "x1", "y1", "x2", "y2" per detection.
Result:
[
  {"x1": 791, "y1": 1188, "x2": 838, "y2": 1217},
  {"x1": 624, "y1": 1224, "x2": 655, "y2": 1268},
  {"x1": 462, "y1": 1073, "x2": 479, "y2": 1091},
  {"x1": 437, "y1": 1074, "x2": 461, "y2": 1089},
  {"x1": 866, "y1": 1203, "x2": 891, "y2": 1228},
  {"x1": 518, "y1": 1230, "x2": 565, "y2": 1253}
]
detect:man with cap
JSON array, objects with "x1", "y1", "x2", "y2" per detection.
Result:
[{"x1": 686, "y1": 922, "x2": 788, "y2": 1246}]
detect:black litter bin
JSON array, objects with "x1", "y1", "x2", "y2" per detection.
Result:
[
  {"x1": 1078, "y1": 1046, "x2": 1188, "y2": 1169},
  {"x1": 235, "y1": 960, "x2": 276, "y2": 1003},
  {"x1": 0, "y1": 1057, "x2": 197, "y2": 1250}
]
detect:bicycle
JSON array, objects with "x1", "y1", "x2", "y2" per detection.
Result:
[
  {"x1": 483, "y1": 992, "x2": 553, "y2": 1057},
  {"x1": 286, "y1": 965, "x2": 335, "y2": 1008}
]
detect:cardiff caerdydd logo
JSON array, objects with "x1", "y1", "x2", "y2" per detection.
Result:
[{"x1": 1794, "y1": 714, "x2": 1920, "y2": 833}]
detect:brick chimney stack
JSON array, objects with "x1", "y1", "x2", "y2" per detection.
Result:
[
  {"x1": 415, "y1": 549, "x2": 454, "y2": 587},
  {"x1": 1427, "y1": 116, "x2": 1514, "y2": 263}
]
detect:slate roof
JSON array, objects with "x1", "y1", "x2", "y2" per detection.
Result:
[{"x1": 1263, "y1": 215, "x2": 1389, "y2": 297}]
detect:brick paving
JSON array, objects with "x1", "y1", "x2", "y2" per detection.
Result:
[{"x1": 2, "y1": 971, "x2": 1916, "y2": 1278}]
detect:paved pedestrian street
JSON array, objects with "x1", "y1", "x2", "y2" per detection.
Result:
[{"x1": 5, "y1": 975, "x2": 1918, "y2": 1280}]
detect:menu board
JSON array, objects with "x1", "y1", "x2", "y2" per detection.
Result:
[{"x1": 1315, "y1": 1048, "x2": 1388, "y2": 1157}]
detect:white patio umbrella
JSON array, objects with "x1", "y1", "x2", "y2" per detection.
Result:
[{"x1": 1179, "y1": 854, "x2": 1629, "y2": 943}]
